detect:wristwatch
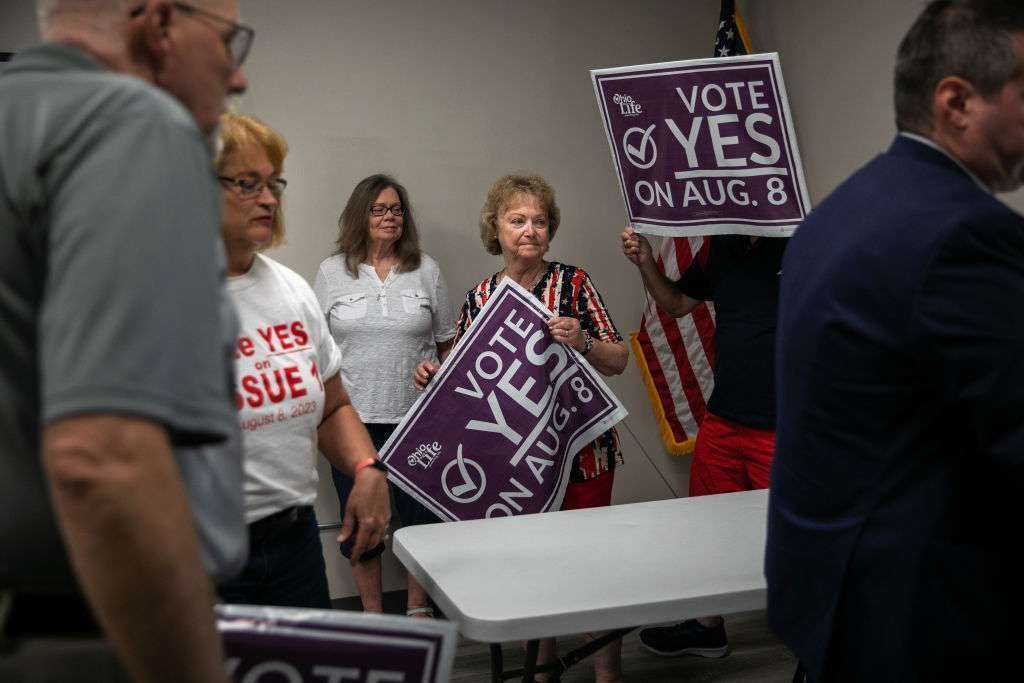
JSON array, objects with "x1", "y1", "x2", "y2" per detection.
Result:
[{"x1": 581, "y1": 330, "x2": 594, "y2": 356}]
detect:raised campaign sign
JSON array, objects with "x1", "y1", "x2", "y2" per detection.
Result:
[
  {"x1": 219, "y1": 605, "x2": 457, "y2": 682},
  {"x1": 379, "y1": 279, "x2": 627, "y2": 521},
  {"x1": 592, "y1": 53, "x2": 810, "y2": 237}
]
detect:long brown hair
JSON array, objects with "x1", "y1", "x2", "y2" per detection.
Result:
[{"x1": 335, "y1": 174, "x2": 421, "y2": 278}]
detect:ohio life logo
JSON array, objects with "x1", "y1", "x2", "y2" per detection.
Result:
[
  {"x1": 407, "y1": 441, "x2": 442, "y2": 469},
  {"x1": 613, "y1": 93, "x2": 642, "y2": 117}
]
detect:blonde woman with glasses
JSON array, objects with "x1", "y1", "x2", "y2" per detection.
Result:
[{"x1": 216, "y1": 113, "x2": 390, "y2": 608}]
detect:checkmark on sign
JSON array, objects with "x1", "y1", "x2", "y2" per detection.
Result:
[
  {"x1": 441, "y1": 446, "x2": 487, "y2": 504},
  {"x1": 623, "y1": 124, "x2": 657, "y2": 169},
  {"x1": 451, "y1": 445, "x2": 476, "y2": 497}
]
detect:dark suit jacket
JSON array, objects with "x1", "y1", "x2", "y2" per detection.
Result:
[{"x1": 767, "y1": 135, "x2": 1024, "y2": 682}]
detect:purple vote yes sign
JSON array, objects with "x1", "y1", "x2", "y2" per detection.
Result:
[
  {"x1": 592, "y1": 53, "x2": 811, "y2": 237},
  {"x1": 218, "y1": 604, "x2": 458, "y2": 682},
  {"x1": 380, "y1": 279, "x2": 627, "y2": 521}
]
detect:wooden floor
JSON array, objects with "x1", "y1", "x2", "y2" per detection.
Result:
[{"x1": 334, "y1": 593, "x2": 797, "y2": 682}]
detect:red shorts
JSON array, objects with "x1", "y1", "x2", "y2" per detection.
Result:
[
  {"x1": 561, "y1": 469, "x2": 615, "y2": 510},
  {"x1": 689, "y1": 411, "x2": 775, "y2": 497}
]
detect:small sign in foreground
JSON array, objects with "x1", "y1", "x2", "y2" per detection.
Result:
[{"x1": 218, "y1": 604, "x2": 458, "y2": 682}]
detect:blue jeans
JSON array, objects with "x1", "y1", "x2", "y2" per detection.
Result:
[
  {"x1": 218, "y1": 506, "x2": 331, "y2": 608},
  {"x1": 331, "y1": 423, "x2": 440, "y2": 560}
]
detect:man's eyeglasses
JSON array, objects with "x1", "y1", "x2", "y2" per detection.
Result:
[
  {"x1": 219, "y1": 175, "x2": 287, "y2": 198},
  {"x1": 130, "y1": 2, "x2": 255, "y2": 69},
  {"x1": 369, "y1": 204, "x2": 406, "y2": 217}
]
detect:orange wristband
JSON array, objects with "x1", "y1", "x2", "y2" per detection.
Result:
[{"x1": 354, "y1": 457, "x2": 377, "y2": 475}]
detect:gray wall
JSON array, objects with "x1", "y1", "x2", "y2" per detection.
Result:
[{"x1": 6, "y1": 0, "x2": 1022, "y2": 599}]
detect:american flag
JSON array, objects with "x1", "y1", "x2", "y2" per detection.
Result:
[
  {"x1": 630, "y1": 0, "x2": 751, "y2": 454},
  {"x1": 715, "y1": 0, "x2": 750, "y2": 58}
]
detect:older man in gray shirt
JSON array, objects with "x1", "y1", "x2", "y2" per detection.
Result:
[{"x1": 1, "y1": 1, "x2": 250, "y2": 681}]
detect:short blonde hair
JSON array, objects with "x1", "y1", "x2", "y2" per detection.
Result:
[
  {"x1": 479, "y1": 173, "x2": 561, "y2": 256},
  {"x1": 215, "y1": 112, "x2": 288, "y2": 248}
]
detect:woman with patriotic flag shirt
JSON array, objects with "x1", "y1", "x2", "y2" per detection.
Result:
[
  {"x1": 214, "y1": 113, "x2": 390, "y2": 608},
  {"x1": 415, "y1": 172, "x2": 628, "y2": 683}
]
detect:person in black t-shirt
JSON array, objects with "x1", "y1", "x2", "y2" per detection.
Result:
[{"x1": 622, "y1": 225, "x2": 786, "y2": 659}]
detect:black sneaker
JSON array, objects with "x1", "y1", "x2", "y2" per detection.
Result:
[{"x1": 638, "y1": 619, "x2": 729, "y2": 658}]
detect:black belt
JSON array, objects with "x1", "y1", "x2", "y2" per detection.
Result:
[{"x1": 248, "y1": 505, "x2": 310, "y2": 544}]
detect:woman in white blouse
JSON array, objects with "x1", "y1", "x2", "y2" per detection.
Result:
[{"x1": 314, "y1": 174, "x2": 455, "y2": 618}]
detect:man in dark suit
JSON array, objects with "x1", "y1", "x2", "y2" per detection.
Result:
[{"x1": 767, "y1": 1, "x2": 1024, "y2": 681}]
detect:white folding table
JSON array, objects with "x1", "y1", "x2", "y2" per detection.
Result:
[{"x1": 393, "y1": 489, "x2": 769, "y2": 682}]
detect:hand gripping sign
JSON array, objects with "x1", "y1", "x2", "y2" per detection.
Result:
[
  {"x1": 379, "y1": 279, "x2": 628, "y2": 521},
  {"x1": 592, "y1": 53, "x2": 811, "y2": 237},
  {"x1": 218, "y1": 604, "x2": 458, "y2": 683}
]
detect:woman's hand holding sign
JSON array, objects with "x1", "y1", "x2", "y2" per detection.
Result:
[
  {"x1": 413, "y1": 360, "x2": 438, "y2": 391},
  {"x1": 547, "y1": 315, "x2": 626, "y2": 376},
  {"x1": 547, "y1": 316, "x2": 584, "y2": 352}
]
